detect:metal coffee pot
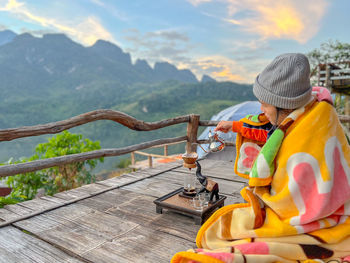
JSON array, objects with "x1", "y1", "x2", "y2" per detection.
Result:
[{"x1": 208, "y1": 130, "x2": 225, "y2": 152}]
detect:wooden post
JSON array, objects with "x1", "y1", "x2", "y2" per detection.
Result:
[
  {"x1": 131, "y1": 152, "x2": 135, "y2": 165},
  {"x1": 345, "y1": 95, "x2": 350, "y2": 129},
  {"x1": 325, "y1": 64, "x2": 331, "y2": 89},
  {"x1": 148, "y1": 156, "x2": 153, "y2": 168},
  {"x1": 186, "y1": 114, "x2": 200, "y2": 154},
  {"x1": 164, "y1": 145, "x2": 168, "y2": 156}
]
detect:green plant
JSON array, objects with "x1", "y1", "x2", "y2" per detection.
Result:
[
  {"x1": 0, "y1": 131, "x2": 103, "y2": 207},
  {"x1": 307, "y1": 39, "x2": 350, "y2": 70},
  {"x1": 116, "y1": 158, "x2": 131, "y2": 169}
]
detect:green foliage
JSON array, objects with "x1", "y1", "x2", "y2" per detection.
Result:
[
  {"x1": 307, "y1": 39, "x2": 350, "y2": 70},
  {"x1": 307, "y1": 39, "x2": 350, "y2": 114},
  {"x1": 0, "y1": 131, "x2": 103, "y2": 207},
  {"x1": 116, "y1": 158, "x2": 131, "y2": 169}
]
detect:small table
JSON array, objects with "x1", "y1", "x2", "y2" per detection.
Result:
[{"x1": 154, "y1": 187, "x2": 226, "y2": 225}]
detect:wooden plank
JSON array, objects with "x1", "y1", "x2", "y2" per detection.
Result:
[
  {"x1": 153, "y1": 170, "x2": 186, "y2": 185},
  {"x1": 23, "y1": 220, "x2": 107, "y2": 256},
  {"x1": 63, "y1": 186, "x2": 96, "y2": 198},
  {"x1": 101, "y1": 192, "x2": 163, "y2": 225},
  {"x1": 16, "y1": 196, "x2": 61, "y2": 211},
  {"x1": 77, "y1": 188, "x2": 142, "y2": 213},
  {"x1": 146, "y1": 210, "x2": 200, "y2": 241},
  {"x1": 0, "y1": 203, "x2": 34, "y2": 223},
  {"x1": 53, "y1": 191, "x2": 84, "y2": 201},
  {"x1": 3, "y1": 203, "x2": 33, "y2": 215},
  {"x1": 14, "y1": 203, "x2": 96, "y2": 232},
  {"x1": 141, "y1": 161, "x2": 182, "y2": 172},
  {"x1": 72, "y1": 210, "x2": 139, "y2": 239},
  {"x1": 320, "y1": 75, "x2": 350, "y2": 81},
  {"x1": 141, "y1": 166, "x2": 180, "y2": 175},
  {"x1": 14, "y1": 213, "x2": 69, "y2": 233},
  {"x1": 0, "y1": 226, "x2": 84, "y2": 262},
  {"x1": 124, "y1": 171, "x2": 153, "y2": 180},
  {"x1": 77, "y1": 182, "x2": 110, "y2": 195},
  {"x1": 0, "y1": 208, "x2": 21, "y2": 222},
  {"x1": 121, "y1": 178, "x2": 183, "y2": 198},
  {"x1": 82, "y1": 225, "x2": 195, "y2": 263},
  {"x1": 17, "y1": 209, "x2": 139, "y2": 256},
  {"x1": 39, "y1": 195, "x2": 68, "y2": 204},
  {"x1": 44, "y1": 203, "x2": 96, "y2": 221},
  {"x1": 95, "y1": 174, "x2": 139, "y2": 187}
]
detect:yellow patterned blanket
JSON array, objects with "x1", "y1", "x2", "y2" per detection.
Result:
[{"x1": 172, "y1": 99, "x2": 350, "y2": 263}]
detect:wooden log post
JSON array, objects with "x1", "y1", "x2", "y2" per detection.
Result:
[
  {"x1": 130, "y1": 152, "x2": 136, "y2": 171},
  {"x1": 164, "y1": 145, "x2": 168, "y2": 156},
  {"x1": 131, "y1": 152, "x2": 135, "y2": 165},
  {"x1": 325, "y1": 64, "x2": 331, "y2": 90},
  {"x1": 345, "y1": 96, "x2": 350, "y2": 130},
  {"x1": 148, "y1": 155, "x2": 153, "y2": 168},
  {"x1": 345, "y1": 96, "x2": 350, "y2": 116},
  {"x1": 186, "y1": 114, "x2": 200, "y2": 154}
]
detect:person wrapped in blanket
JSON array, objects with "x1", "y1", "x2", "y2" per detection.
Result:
[{"x1": 171, "y1": 53, "x2": 350, "y2": 263}]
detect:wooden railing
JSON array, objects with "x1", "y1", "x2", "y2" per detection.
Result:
[
  {"x1": 0, "y1": 109, "x2": 349, "y2": 178},
  {"x1": 315, "y1": 61, "x2": 350, "y2": 90},
  {"x1": 130, "y1": 141, "x2": 185, "y2": 169},
  {"x1": 0, "y1": 110, "x2": 196, "y2": 178}
]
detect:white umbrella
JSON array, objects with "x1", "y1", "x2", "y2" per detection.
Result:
[{"x1": 197, "y1": 101, "x2": 262, "y2": 158}]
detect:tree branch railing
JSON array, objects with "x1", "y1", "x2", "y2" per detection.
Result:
[
  {"x1": 0, "y1": 109, "x2": 348, "y2": 178},
  {"x1": 0, "y1": 110, "x2": 196, "y2": 178},
  {"x1": 0, "y1": 136, "x2": 187, "y2": 178},
  {"x1": 0, "y1": 109, "x2": 191, "y2": 142}
]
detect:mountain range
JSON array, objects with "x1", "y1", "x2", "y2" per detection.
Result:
[
  {"x1": 0, "y1": 30, "x2": 214, "y2": 101},
  {"x1": 0, "y1": 30, "x2": 254, "y2": 170}
]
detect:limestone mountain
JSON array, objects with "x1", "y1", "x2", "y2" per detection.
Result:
[
  {"x1": 0, "y1": 30, "x2": 255, "y2": 170},
  {"x1": 0, "y1": 30, "x2": 16, "y2": 46}
]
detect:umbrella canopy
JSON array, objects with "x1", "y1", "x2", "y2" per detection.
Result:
[{"x1": 197, "y1": 101, "x2": 262, "y2": 158}]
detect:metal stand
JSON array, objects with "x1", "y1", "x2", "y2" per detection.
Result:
[{"x1": 154, "y1": 187, "x2": 226, "y2": 225}]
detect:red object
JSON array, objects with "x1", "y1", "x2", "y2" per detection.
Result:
[{"x1": 0, "y1": 187, "x2": 12, "y2": 197}]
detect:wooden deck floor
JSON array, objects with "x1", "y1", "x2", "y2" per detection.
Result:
[{"x1": 0, "y1": 159, "x2": 247, "y2": 263}]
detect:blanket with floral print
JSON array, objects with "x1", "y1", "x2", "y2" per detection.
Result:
[{"x1": 172, "y1": 98, "x2": 350, "y2": 263}]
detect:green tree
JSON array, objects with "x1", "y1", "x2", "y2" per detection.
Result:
[
  {"x1": 0, "y1": 131, "x2": 103, "y2": 207},
  {"x1": 307, "y1": 39, "x2": 350, "y2": 72}
]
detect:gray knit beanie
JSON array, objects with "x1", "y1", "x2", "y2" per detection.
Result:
[{"x1": 253, "y1": 53, "x2": 311, "y2": 109}]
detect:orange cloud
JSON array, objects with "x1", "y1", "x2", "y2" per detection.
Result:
[
  {"x1": 212, "y1": 67, "x2": 243, "y2": 82},
  {"x1": 189, "y1": 0, "x2": 328, "y2": 44},
  {"x1": 177, "y1": 55, "x2": 259, "y2": 83},
  {"x1": 241, "y1": 3, "x2": 306, "y2": 42}
]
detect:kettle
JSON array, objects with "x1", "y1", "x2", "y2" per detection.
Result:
[{"x1": 200, "y1": 130, "x2": 225, "y2": 153}]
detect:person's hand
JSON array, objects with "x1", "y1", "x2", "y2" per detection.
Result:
[{"x1": 214, "y1": 121, "x2": 233, "y2": 133}]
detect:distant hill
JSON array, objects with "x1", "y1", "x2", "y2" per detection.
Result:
[
  {"x1": 201, "y1": 74, "x2": 216, "y2": 83},
  {"x1": 0, "y1": 30, "x2": 16, "y2": 46},
  {"x1": 0, "y1": 30, "x2": 255, "y2": 170},
  {"x1": 0, "y1": 31, "x2": 198, "y2": 103}
]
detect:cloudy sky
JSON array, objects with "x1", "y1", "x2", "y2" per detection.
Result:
[{"x1": 0, "y1": 0, "x2": 349, "y2": 83}]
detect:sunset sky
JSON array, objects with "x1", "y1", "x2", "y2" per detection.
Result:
[{"x1": 0, "y1": 0, "x2": 349, "y2": 83}]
